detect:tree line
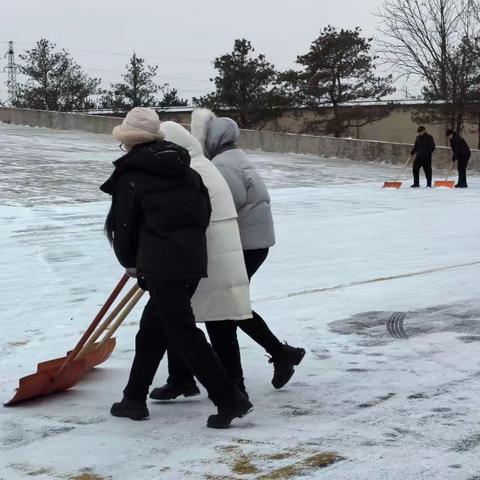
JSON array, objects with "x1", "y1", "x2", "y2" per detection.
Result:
[{"x1": 5, "y1": 0, "x2": 480, "y2": 139}]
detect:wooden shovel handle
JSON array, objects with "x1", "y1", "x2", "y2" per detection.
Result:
[
  {"x1": 96, "y1": 288, "x2": 145, "y2": 349},
  {"x1": 446, "y1": 162, "x2": 455, "y2": 181},
  {"x1": 393, "y1": 157, "x2": 411, "y2": 182},
  {"x1": 55, "y1": 274, "x2": 129, "y2": 378},
  {"x1": 76, "y1": 283, "x2": 140, "y2": 360}
]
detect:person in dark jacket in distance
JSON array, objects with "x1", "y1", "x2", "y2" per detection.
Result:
[
  {"x1": 446, "y1": 128, "x2": 471, "y2": 188},
  {"x1": 411, "y1": 126, "x2": 436, "y2": 188},
  {"x1": 100, "y1": 107, "x2": 252, "y2": 429},
  {"x1": 150, "y1": 109, "x2": 305, "y2": 402}
]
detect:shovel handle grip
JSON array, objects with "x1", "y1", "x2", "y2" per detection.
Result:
[{"x1": 55, "y1": 274, "x2": 129, "y2": 378}]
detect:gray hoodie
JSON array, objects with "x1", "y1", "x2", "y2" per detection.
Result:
[{"x1": 203, "y1": 116, "x2": 275, "y2": 250}]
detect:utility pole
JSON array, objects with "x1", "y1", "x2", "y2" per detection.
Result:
[{"x1": 5, "y1": 41, "x2": 18, "y2": 105}]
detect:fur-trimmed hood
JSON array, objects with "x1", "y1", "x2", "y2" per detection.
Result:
[
  {"x1": 191, "y1": 108, "x2": 240, "y2": 159},
  {"x1": 191, "y1": 108, "x2": 216, "y2": 157}
]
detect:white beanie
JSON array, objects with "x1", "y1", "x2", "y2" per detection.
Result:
[{"x1": 113, "y1": 107, "x2": 164, "y2": 146}]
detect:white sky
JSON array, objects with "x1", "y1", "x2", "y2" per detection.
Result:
[{"x1": 0, "y1": 0, "x2": 421, "y2": 104}]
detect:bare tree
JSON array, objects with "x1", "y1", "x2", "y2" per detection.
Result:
[{"x1": 377, "y1": 0, "x2": 480, "y2": 132}]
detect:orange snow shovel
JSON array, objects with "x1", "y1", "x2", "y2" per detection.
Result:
[
  {"x1": 434, "y1": 162, "x2": 455, "y2": 188},
  {"x1": 34, "y1": 282, "x2": 142, "y2": 374},
  {"x1": 5, "y1": 275, "x2": 143, "y2": 406},
  {"x1": 383, "y1": 157, "x2": 411, "y2": 189}
]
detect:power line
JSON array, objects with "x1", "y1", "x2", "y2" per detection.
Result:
[
  {"x1": 0, "y1": 40, "x2": 213, "y2": 88},
  {"x1": 84, "y1": 66, "x2": 210, "y2": 83},
  {"x1": 0, "y1": 40, "x2": 211, "y2": 63}
]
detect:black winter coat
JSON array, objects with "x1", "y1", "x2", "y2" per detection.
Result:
[
  {"x1": 100, "y1": 141, "x2": 212, "y2": 279},
  {"x1": 411, "y1": 133, "x2": 436, "y2": 159},
  {"x1": 450, "y1": 133, "x2": 471, "y2": 161}
]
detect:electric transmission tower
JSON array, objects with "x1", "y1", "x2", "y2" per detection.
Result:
[{"x1": 5, "y1": 41, "x2": 18, "y2": 105}]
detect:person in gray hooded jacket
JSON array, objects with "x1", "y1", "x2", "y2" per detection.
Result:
[
  {"x1": 150, "y1": 109, "x2": 305, "y2": 401},
  {"x1": 204, "y1": 117, "x2": 275, "y2": 250}
]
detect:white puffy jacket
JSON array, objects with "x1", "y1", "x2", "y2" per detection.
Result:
[{"x1": 159, "y1": 121, "x2": 252, "y2": 322}]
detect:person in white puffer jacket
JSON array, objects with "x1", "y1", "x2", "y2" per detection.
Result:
[
  {"x1": 152, "y1": 111, "x2": 305, "y2": 401},
  {"x1": 149, "y1": 121, "x2": 252, "y2": 403}
]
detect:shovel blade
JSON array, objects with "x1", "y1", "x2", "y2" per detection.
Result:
[
  {"x1": 36, "y1": 338, "x2": 117, "y2": 373},
  {"x1": 4, "y1": 359, "x2": 87, "y2": 406},
  {"x1": 83, "y1": 338, "x2": 117, "y2": 369},
  {"x1": 36, "y1": 351, "x2": 74, "y2": 373},
  {"x1": 434, "y1": 181, "x2": 455, "y2": 188},
  {"x1": 383, "y1": 181, "x2": 402, "y2": 189}
]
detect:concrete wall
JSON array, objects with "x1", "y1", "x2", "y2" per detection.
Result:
[
  {"x1": 265, "y1": 105, "x2": 480, "y2": 150},
  {"x1": 239, "y1": 129, "x2": 480, "y2": 170},
  {"x1": 2, "y1": 107, "x2": 479, "y2": 171},
  {"x1": 0, "y1": 107, "x2": 122, "y2": 134}
]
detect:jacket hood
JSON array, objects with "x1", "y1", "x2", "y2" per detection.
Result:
[
  {"x1": 191, "y1": 108, "x2": 240, "y2": 159},
  {"x1": 160, "y1": 121, "x2": 204, "y2": 159},
  {"x1": 100, "y1": 140, "x2": 190, "y2": 194},
  {"x1": 191, "y1": 108, "x2": 216, "y2": 156},
  {"x1": 206, "y1": 118, "x2": 240, "y2": 159}
]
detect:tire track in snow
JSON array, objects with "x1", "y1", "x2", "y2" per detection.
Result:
[{"x1": 386, "y1": 312, "x2": 409, "y2": 339}]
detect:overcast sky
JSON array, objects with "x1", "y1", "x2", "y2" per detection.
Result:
[{"x1": 0, "y1": 0, "x2": 419, "y2": 103}]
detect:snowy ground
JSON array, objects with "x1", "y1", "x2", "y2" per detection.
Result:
[{"x1": 2, "y1": 123, "x2": 480, "y2": 479}]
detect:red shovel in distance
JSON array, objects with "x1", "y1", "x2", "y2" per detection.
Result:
[
  {"x1": 383, "y1": 157, "x2": 411, "y2": 189},
  {"x1": 434, "y1": 162, "x2": 455, "y2": 188},
  {"x1": 4, "y1": 274, "x2": 131, "y2": 406}
]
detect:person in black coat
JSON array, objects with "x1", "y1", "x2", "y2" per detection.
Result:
[
  {"x1": 100, "y1": 108, "x2": 252, "y2": 429},
  {"x1": 446, "y1": 129, "x2": 471, "y2": 188},
  {"x1": 411, "y1": 126, "x2": 436, "y2": 188}
]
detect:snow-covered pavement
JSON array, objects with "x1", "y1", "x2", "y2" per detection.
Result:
[{"x1": 2, "y1": 124, "x2": 480, "y2": 479}]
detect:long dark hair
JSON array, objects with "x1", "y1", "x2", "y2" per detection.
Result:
[{"x1": 104, "y1": 203, "x2": 114, "y2": 245}]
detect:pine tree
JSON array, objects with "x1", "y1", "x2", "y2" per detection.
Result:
[
  {"x1": 158, "y1": 88, "x2": 188, "y2": 107},
  {"x1": 101, "y1": 53, "x2": 165, "y2": 111},
  {"x1": 13, "y1": 39, "x2": 100, "y2": 111},
  {"x1": 284, "y1": 26, "x2": 395, "y2": 137},
  {"x1": 194, "y1": 39, "x2": 292, "y2": 129}
]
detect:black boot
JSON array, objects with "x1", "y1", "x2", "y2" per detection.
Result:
[
  {"x1": 207, "y1": 389, "x2": 253, "y2": 429},
  {"x1": 411, "y1": 184, "x2": 420, "y2": 188},
  {"x1": 149, "y1": 382, "x2": 200, "y2": 400},
  {"x1": 111, "y1": 396, "x2": 149, "y2": 421},
  {"x1": 269, "y1": 344, "x2": 306, "y2": 389},
  {"x1": 455, "y1": 184, "x2": 468, "y2": 188}
]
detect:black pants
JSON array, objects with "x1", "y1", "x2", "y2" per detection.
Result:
[
  {"x1": 123, "y1": 276, "x2": 234, "y2": 406},
  {"x1": 166, "y1": 248, "x2": 283, "y2": 386},
  {"x1": 237, "y1": 249, "x2": 283, "y2": 356},
  {"x1": 413, "y1": 157, "x2": 432, "y2": 187},
  {"x1": 457, "y1": 157, "x2": 469, "y2": 187}
]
